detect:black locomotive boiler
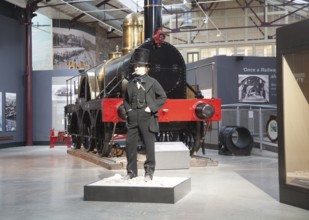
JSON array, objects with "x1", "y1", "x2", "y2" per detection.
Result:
[{"x1": 64, "y1": 0, "x2": 221, "y2": 157}]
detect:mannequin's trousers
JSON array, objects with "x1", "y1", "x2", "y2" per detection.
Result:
[{"x1": 125, "y1": 108, "x2": 156, "y2": 176}]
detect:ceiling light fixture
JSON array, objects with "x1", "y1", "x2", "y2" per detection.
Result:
[
  {"x1": 196, "y1": 2, "x2": 224, "y2": 38},
  {"x1": 203, "y1": 15, "x2": 208, "y2": 24}
]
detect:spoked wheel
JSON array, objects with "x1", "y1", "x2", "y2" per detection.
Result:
[
  {"x1": 82, "y1": 112, "x2": 95, "y2": 151},
  {"x1": 96, "y1": 135, "x2": 112, "y2": 158},
  {"x1": 190, "y1": 121, "x2": 205, "y2": 155},
  {"x1": 95, "y1": 113, "x2": 106, "y2": 156},
  {"x1": 83, "y1": 125, "x2": 90, "y2": 150},
  {"x1": 98, "y1": 141, "x2": 111, "y2": 157},
  {"x1": 83, "y1": 124, "x2": 95, "y2": 151},
  {"x1": 101, "y1": 122, "x2": 114, "y2": 157},
  {"x1": 169, "y1": 132, "x2": 179, "y2": 141},
  {"x1": 71, "y1": 134, "x2": 82, "y2": 149},
  {"x1": 96, "y1": 138, "x2": 104, "y2": 156},
  {"x1": 69, "y1": 114, "x2": 81, "y2": 149},
  {"x1": 156, "y1": 131, "x2": 179, "y2": 142}
]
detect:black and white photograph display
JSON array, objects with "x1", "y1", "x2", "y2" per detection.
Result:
[
  {"x1": 5, "y1": 93, "x2": 16, "y2": 132},
  {"x1": 32, "y1": 13, "x2": 53, "y2": 71},
  {"x1": 52, "y1": 77, "x2": 78, "y2": 131},
  {"x1": 0, "y1": 92, "x2": 2, "y2": 131},
  {"x1": 238, "y1": 74, "x2": 269, "y2": 103},
  {"x1": 53, "y1": 27, "x2": 96, "y2": 70}
]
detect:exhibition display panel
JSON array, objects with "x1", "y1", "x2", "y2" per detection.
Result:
[
  {"x1": 277, "y1": 19, "x2": 309, "y2": 210},
  {"x1": 282, "y1": 51, "x2": 309, "y2": 190}
]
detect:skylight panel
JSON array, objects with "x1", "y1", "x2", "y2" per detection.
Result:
[{"x1": 118, "y1": 0, "x2": 144, "y2": 12}]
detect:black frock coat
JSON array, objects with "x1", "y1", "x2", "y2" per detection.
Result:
[{"x1": 124, "y1": 74, "x2": 167, "y2": 133}]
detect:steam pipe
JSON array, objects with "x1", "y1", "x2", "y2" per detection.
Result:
[{"x1": 144, "y1": 0, "x2": 162, "y2": 40}]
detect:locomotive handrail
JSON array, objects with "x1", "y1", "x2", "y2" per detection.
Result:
[
  {"x1": 65, "y1": 63, "x2": 105, "y2": 105},
  {"x1": 222, "y1": 103, "x2": 277, "y2": 109},
  {"x1": 186, "y1": 82, "x2": 199, "y2": 96},
  {"x1": 187, "y1": 62, "x2": 215, "y2": 98},
  {"x1": 96, "y1": 76, "x2": 128, "y2": 98},
  {"x1": 186, "y1": 62, "x2": 215, "y2": 71},
  {"x1": 106, "y1": 76, "x2": 128, "y2": 97},
  {"x1": 96, "y1": 75, "x2": 117, "y2": 98}
]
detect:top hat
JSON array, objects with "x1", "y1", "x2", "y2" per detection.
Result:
[{"x1": 131, "y1": 48, "x2": 150, "y2": 66}]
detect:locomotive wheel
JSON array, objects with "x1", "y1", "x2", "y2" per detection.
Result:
[
  {"x1": 100, "y1": 123, "x2": 114, "y2": 157},
  {"x1": 83, "y1": 124, "x2": 96, "y2": 151},
  {"x1": 95, "y1": 114, "x2": 105, "y2": 156},
  {"x1": 156, "y1": 131, "x2": 179, "y2": 142},
  {"x1": 168, "y1": 132, "x2": 179, "y2": 141},
  {"x1": 190, "y1": 122, "x2": 204, "y2": 155},
  {"x1": 96, "y1": 140, "x2": 110, "y2": 157},
  {"x1": 71, "y1": 135, "x2": 82, "y2": 149},
  {"x1": 69, "y1": 114, "x2": 81, "y2": 149},
  {"x1": 82, "y1": 112, "x2": 96, "y2": 151},
  {"x1": 96, "y1": 138, "x2": 104, "y2": 155},
  {"x1": 100, "y1": 140, "x2": 112, "y2": 157}
]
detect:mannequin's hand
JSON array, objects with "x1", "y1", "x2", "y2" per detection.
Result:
[{"x1": 145, "y1": 107, "x2": 151, "y2": 112}]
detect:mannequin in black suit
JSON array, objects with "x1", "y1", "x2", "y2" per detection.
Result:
[{"x1": 123, "y1": 48, "x2": 167, "y2": 181}]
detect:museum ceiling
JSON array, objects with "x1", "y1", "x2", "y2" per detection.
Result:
[{"x1": 4, "y1": 0, "x2": 309, "y2": 39}]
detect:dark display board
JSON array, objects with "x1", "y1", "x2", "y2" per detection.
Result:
[{"x1": 186, "y1": 56, "x2": 276, "y2": 105}]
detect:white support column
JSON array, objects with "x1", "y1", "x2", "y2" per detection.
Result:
[
  {"x1": 265, "y1": 0, "x2": 268, "y2": 41},
  {"x1": 259, "y1": 107, "x2": 263, "y2": 151}
]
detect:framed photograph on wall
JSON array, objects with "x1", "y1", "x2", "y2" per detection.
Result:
[
  {"x1": 53, "y1": 27, "x2": 96, "y2": 70},
  {"x1": 238, "y1": 74, "x2": 269, "y2": 103},
  {"x1": 5, "y1": 93, "x2": 16, "y2": 132},
  {"x1": 52, "y1": 77, "x2": 78, "y2": 131}
]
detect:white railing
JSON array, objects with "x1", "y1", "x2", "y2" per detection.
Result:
[{"x1": 220, "y1": 103, "x2": 277, "y2": 151}]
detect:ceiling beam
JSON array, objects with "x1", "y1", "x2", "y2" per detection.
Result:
[
  {"x1": 236, "y1": 0, "x2": 265, "y2": 37},
  {"x1": 71, "y1": 0, "x2": 111, "y2": 22},
  {"x1": 269, "y1": 4, "x2": 308, "y2": 24},
  {"x1": 58, "y1": 0, "x2": 122, "y2": 34},
  {"x1": 191, "y1": 2, "x2": 219, "y2": 43},
  {"x1": 165, "y1": 23, "x2": 284, "y2": 34}
]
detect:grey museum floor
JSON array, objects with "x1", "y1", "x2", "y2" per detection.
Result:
[{"x1": 0, "y1": 145, "x2": 308, "y2": 220}]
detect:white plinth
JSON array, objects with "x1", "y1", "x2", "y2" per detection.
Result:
[
  {"x1": 84, "y1": 174, "x2": 191, "y2": 203},
  {"x1": 155, "y1": 142, "x2": 190, "y2": 170}
]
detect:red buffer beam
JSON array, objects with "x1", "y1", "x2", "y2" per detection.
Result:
[{"x1": 102, "y1": 98, "x2": 221, "y2": 123}]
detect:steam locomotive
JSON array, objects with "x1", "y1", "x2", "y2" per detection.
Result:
[{"x1": 64, "y1": 0, "x2": 221, "y2": 157}]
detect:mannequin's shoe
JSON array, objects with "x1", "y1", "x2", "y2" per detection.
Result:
[
  {"x1": 122, "y1": 173, "x2": 137, "y2": 180},
  {"x1": 144, "y1": 174, "x2": 153, "y2": 182}
]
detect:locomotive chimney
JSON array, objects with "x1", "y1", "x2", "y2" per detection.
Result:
[{"x1": 144, "y1": 0, "x2": 162, "y2": 40}]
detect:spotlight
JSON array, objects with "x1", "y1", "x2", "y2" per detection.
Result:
[{"x1": 203, "y1": 16, "x2": 208, "y2": 24}]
